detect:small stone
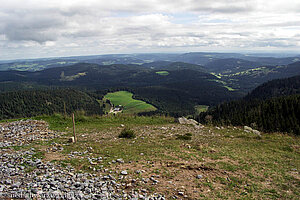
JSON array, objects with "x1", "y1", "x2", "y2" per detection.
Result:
[
  {"x1": 178, "y1": 191, "x2": 184, "y2": 196},
  {"x1": 196, "y1": 175, "x2": 203, "y2": 179},
  {"x1": 5, "y1": 179, "x2": 12, "y2": 185},
  {"x1": 7, "y1": 163, "x2": 14, "y2": 168},
  {"x1": 68, "y1": 137, "x2": 75, "y2": 143},
  {"x1": 121, "y1": 170, "x2": 128, "y2": 175},
  {"x1": 90, "y1": 161, "x2": 97, "y2": 165},
  {"x1": 31, "y1": 188, "x2": 38, "y2": 194},
  {"x1": 141, "y1": 189, "x2": 147, "y2": 193},
  {"x1": 116, "y1": 159, "x2": 124, "y2": 163}
]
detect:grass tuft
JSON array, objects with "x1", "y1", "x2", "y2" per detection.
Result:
[
  {"x1": 119, "y1": 127, "x2": 136, "y2": 139},
  {"x1": 176, "y1": 133, "x2": 192, "y2": 140}
]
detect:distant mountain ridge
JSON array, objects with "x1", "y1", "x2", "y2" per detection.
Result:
[
  {"x1": 204, "y1": 58, "x2": 262, "y2": 74},
  {"x1": 1, "y1": 52, "x2": 299, "y2": 72}
]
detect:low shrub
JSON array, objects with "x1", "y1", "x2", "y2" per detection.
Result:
[{"x1": 119, "y1": 128, "x2": 136, "y2": 139}]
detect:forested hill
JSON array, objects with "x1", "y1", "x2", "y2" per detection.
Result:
[
  {"x1": 197, "y1": 76, "x2": 300, "y2": 135},
  {"x1": 245, "y1": 75, "x2": 300, "y2": 100},
  {"x1": 0, "y1": 89, "x2": 103, "y2": 120},
  {"x1": 0, "y1": 62, "x2": 242, "y2": 116}
]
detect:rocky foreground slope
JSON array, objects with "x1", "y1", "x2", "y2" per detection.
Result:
[{"x1": 0, "y1": 120, "x2": 164, "y2": 199}]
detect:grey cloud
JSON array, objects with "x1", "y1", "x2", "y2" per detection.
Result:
[
  {"x1": 254, "y1": 38, "x2": 298, "y2": 48},
  {"x1": 4, "y1": 29, "x2": 57, "y2": 43},
  {"x1": 0, "y1": 0, "x2": 299, "y2": 60},
  {"x1": 189, "y1": 0, "x2": 255, "y2": 13},
  {"x1": 62, "y1": 30, "x2": 102, "y2": 38},
  {"x1": 192, "y1": 5, "x2": 254, "y2": 13},
  {"x1": 0, "y1": 10, "x2": 65, "y2": 43},
  {"x1": 264, "y1": 21, "x2": 300, "y2": 27}
]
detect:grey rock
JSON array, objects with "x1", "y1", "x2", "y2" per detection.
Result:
[
  {"x1": 5, "y1": 179, "x2": 12, "y2": 185},
  {"x1": 196, "y1": 175, "x2": 203, "y2": 179},
  {"x1": 178, "y1": 191, "x2": 184, "y2": 196},
  {"x1": 120, "y1": 171, "x2": 128, "y2": 175},
  {"x1": 31, "y1": 188, "x2": 38, "y2": 194},
  {"x1": 116, "y1": 159, "x2": 124, "y2": 163},
  {"x1": 7, "y1": 163, "x2": 14, "y2": 168}
]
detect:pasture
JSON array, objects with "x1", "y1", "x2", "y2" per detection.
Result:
[{"x1": 104, "y1": 91, "x2": 157, "y2": 114}]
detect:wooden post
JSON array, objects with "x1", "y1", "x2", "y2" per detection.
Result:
[
  {"x1": 63, "y1": 101, "x2": 67, "y2": 117},
  {"x1": 72, "y1": 113, "x2": 77, "y2": 143}
]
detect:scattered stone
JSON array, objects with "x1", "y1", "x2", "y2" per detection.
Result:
[
  {"x1": 68, "y1": 137, "x2": 75, "y2": 143},
  {"x1": 196, "y1": 175, "x2": 203, "y2": 179},
  {"x1": 178, "y1": 117, "x2": 204, "y2": 128},
  {"x1": 244, "y1": 126, "x2": 253, "y2": 132},
  {"x1": 121, "y1": 171, "x2": 128, "y2": 175},
  {"x1": 253, "y1": 129, "x2": 261, "y2": 137},
  {"x1": 244, "y1": 126, "x2": 262, "y2": 137},
  {"x1": 178, "y1": 191, "x2": 184, "y2": 196},
  {"x1": 31, "y1": 188, "x2": 38, "y2": 194},
  {"x1": 150, "y1": 177, "x2": 159, "y2": 184},
  {"x1": 116, "y1": 159, "x2": 124, "y2": 163}
]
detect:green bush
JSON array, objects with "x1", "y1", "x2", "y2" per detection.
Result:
[
  {"x1": 119, "y1": 128, "x2": 136, "y2": 139},
  {"x1": 176, "y1": 133, "x2": 192, "y2": 140}
]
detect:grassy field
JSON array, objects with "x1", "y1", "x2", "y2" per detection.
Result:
[
  {"x1": 14, "y1": 114, "x2": 299, "y2": 199},
  {"x1": 104, "y1": 91, "x2": 157, "y2": 114},
  {"x1": 156, "y1": 71, "x2": 169, "y2": 76}
]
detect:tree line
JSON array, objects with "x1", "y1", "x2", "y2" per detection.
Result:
[
  {"x1": 0, "y1": 89, "x2": 103, "y2": 120},
  {"x1": 197, "y1": 94, "x2": 300, "y2": 135}
]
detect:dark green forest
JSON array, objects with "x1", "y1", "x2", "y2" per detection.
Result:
[
  {"x1": 0, "y1": 89, "x2": 103, "y2": 120},
  {"x1": 197, "y1": 75, "x2": 300, "y2": 135},
  {"x1": 245, "y1": 75, "x2": 300, "y2": 100},
  {"x1": 197, "y1": 95, "x2": 300, "y2": 135}
]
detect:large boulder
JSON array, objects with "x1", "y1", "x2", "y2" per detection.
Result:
[{"x1": 178, "y1": 117, "x2": 203, "y2": 128}]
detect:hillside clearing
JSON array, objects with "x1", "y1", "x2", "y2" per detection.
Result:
[{"x1": 104, "y1": 91, "x2": 157, "y2": 114}]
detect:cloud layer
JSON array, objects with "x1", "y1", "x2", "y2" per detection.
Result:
[{"x1": 0, "y1": 0, "x2": 299, "y2": 59}]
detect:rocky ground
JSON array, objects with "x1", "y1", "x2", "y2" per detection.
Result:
[
  {"x1": 1, "y1": 117, "x2": 299, "y2": 199},
  {"x1": 0, "y1": 120, "x2": 165, "y2": 200}
]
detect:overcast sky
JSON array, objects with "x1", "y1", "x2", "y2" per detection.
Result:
[{"x1": 0, "y1": 0, "x2": 299, "y2": 60}]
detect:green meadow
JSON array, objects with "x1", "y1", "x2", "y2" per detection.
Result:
[
  {"x1": 155, "y1": 71, "x2": 169, "y2": 76},
  {"x1": 104, "y1": 91, "x2": 157, "y2": 114}
]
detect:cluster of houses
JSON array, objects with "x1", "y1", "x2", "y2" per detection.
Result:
[{"x1": 110, "y1": 105, "x2": 124, "y2": 113}]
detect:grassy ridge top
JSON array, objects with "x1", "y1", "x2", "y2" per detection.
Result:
[
  {"x1": 15, "y1": 114, "x2": 300, "y2": 199},
  {"x1": 104, "y1": 91, "x2": 157, "y2": 114}
]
